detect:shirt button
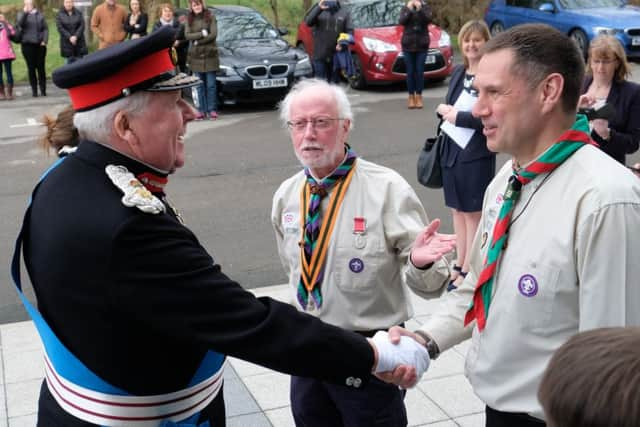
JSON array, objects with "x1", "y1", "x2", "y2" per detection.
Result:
[
  {"x1": 353, "y1": 378, "x2": 362, "y2": 388},
  {"x1": 345, "y1": 376, "x2": 354, "y2": 386}
]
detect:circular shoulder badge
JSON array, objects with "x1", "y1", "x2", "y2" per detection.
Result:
[
  {"x1": 518, "y1": 274, "x2": 538, "y2": 297},
  {"x1": 349, "y1": 258, "x2": 364, "y2": 273}
]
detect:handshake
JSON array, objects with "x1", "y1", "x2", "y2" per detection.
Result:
[{"x1": 368, "y1": 328, "x2": 432, "y2": 388}]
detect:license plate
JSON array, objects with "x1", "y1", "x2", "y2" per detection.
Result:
[
  {"x1": 425, "y1": 55, "x2": 436, "y2": 64},
  {"x1": 253, "y1": 78, "x2": 287, "y2": 89},
  {"x1": 632, "y1": 36, "x2": 640, "y2": 46}
]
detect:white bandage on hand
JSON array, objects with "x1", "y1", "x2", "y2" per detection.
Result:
[{"x1": 371, "y1": 331, "x2": 430, "y2": 378}]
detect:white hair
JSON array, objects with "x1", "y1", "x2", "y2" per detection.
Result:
[
  {"x1": 278, "y1": 79, "x2": 354, "y2": 129},
  {"x1": 73, "y1": 92, "x2": 154, "y2": 143}
]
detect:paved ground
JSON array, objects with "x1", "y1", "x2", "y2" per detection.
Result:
[{"x1": 0, "y1": 284, "x2": 485, "y2": 427}]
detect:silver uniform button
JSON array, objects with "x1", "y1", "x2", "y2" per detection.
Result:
[
  {"x1": 353, "y1": 378, "x2": 362, "y2": 388},
  {"x1": 345, "y1": 376, "x2": 355, "y2": 386}
]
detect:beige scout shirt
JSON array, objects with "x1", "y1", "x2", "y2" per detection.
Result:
[
  {"x1": 420, "y1": 144, "x2": 640, "y2": 419},
  {"x1": 272, "y1": 158, "x2": 450, "y2": 331},
  {"x1": 91, "y1": 2, "x2": 127, "y2": 49}
]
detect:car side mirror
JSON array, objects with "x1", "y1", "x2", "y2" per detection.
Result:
[
  {"x1": 278, "y1": 27, "x2": 289, "y2": 36},
  {"x1": 538, "y1": 2, "x2": 555, "y2": 12}
]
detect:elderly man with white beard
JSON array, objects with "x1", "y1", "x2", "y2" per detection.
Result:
[{"x1": 272, "y1": 78, "x2": 456, "y2": 427}]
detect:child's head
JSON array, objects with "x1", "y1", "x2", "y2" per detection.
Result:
[{"x1": 538, "y1": 327, "x2": 640, "y2": 427}]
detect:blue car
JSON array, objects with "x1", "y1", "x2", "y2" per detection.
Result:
[{"x1": 484, "y1": 0, "x2": 640, "y2": 59}]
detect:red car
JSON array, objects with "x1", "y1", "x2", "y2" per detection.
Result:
[{"x1": 296, "y1": 0, "x2": 454, "y2": 89}]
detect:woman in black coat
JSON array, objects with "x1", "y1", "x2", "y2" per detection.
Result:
[
  {"x1": 16, "y1": 0, "x2": 48, "y2": 96},
  {"x1": 399, "y1": 0, "x2": 431, "y2": 109},
  {"x1": 578, "y1": 35, "x2": 640, "y2": 165},
  {"x1": 55, "y1": 0, "x2": 87, "y2": 64},
  {"x1": 124, "y1": 0, "x2": 148, "y2": 39}
]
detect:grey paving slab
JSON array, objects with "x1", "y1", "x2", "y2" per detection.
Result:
[
  {"x1": 0, "y1": 323, "x2": 40, "y2": 355},
  {"x1": 0, "y1": 417, "x2": 6, "y2": 427},
  {"x1": 0, "y1": 386, "x2": 6, "y2": 420},
  {"x1": 8, "y1": 415, "x2": 37, "y2": 427},
  {"x1": 5, "y1": 379, "x2": 40, "y2": 419},
  {"x1": 226, "y1": 412, "x2": 273, "y2": 427},
  {"x1": 454, "y1": 412, "x2": 485, "y2": 427},
  {"x1": 3, "y1": 351, "x2": 43, "y2": 384},
  {"x1": 223, "y1": 363, "x2": 238, "y2": 380},
  {"x1": 242, "y1": 371, "x2": 290, "y2": 411},
  {"x1": 423, "y1": 348, "x2": 465, "y2": 380},
  {"x1": 453, "y1": 340, "x2": 472, "y2": 359},
  {"x1": 405, "y1": 387, "x2": 448, "y2": 426},
  {"x1": 228, "y1": 357, "x2": 272, "y2": 378},
  {"x1": 421, "y1": 420, "x2": 457, "y2": 427},
  {"x1": 0, "y1": 350, "x2": 4, "y2": 386},
  {"x1": 224, "y1": 377, "x2": 262, "y2": 418},
  {"x1": 418, "y1": 374, "x2": 485, "y2": 419},
  {"x1": 263, "y1": 407, "x2": 294, "y2": 427}
]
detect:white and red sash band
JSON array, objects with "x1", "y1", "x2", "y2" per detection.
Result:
[{"x1": 43, "y1": 354, "x2": 225, "y2": 426}]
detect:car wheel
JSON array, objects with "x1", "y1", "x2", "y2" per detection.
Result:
[
  {"x1": 490, "y1": 22, "x2": 504, "y2": 36},
  {"x1": 349, "y1": 54, "x2": 367, "y2": 90},
  {"x1": 570, "y1": 29, "x2": 588, "y2": 60}
]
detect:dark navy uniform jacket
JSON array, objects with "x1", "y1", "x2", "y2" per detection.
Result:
[{"x1": 23, "y1": 141, "x2": 374, "y2": 426}]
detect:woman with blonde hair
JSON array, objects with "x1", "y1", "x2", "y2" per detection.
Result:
[
  {"x1": 579, "y1": 35, "x2": 640, "y2": 165},
  {"x1": 435, "y1": 20, "x2": 495, "y2": 290}
]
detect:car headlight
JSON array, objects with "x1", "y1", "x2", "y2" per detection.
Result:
[
  {"x1": 294, "y1": 56, "x2": 313, "y2": 77},
  {"x1": 362, "y1": 37, "x2": 398, "y2": 53},
  {"x1": 439, "y1": 31, "x2": 451, "y2": 48},
  {"x1": 218, "y1": 65, "x2": 240, "y2": 77},
  {"x1": 593, "y1": 27, "x2": 621, "y2": 35}
]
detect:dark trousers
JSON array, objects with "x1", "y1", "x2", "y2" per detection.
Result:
[
  {"x1": 21, "y1": 43, "x2": 47, "y2": 96},
  {"x1": 404, "y1": 51, "x2": 427, "y2": 94},
  {"x1": 0, "y1": 60, "x2": 13, "y2": 85},
  {"x1": 486, "y1": 406, "x2": 546, "y2": 427},
  {"x1": 290, "y1": 375, "x2": 407, "y2": 427},
  {"x1": 313, "y1": 58, "x2": 337, "y2": 83}
]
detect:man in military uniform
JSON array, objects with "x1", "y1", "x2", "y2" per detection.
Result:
[{"x1": 15, "y1": 26, "x2": 431, "y2": 426}]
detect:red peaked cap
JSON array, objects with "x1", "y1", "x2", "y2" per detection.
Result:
[{"x1": 52, "y1": 26, "x2": 200, "y2": 112}]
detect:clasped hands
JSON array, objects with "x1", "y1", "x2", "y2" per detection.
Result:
[{"x1": 368, "y1": 219, "x2": 454, "y2": 388}]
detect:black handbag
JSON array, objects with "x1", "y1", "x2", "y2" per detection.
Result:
[{"x1": 417, "y1": 121, "x2": 444, "y2": 189}]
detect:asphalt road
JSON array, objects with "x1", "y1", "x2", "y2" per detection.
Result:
[{"x1": 1, "y1": 62, "x2": 639, "y2": 324}]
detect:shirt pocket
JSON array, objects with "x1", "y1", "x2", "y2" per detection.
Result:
[
  {"x1": 494, "y1": 259, "x2": 560, "y2": 332},
  {"x1": 331, "y1": 234, "x2": 386, "y2": 292}
]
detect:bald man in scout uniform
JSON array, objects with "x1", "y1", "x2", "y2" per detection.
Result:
[
  {"x1": 13, "y1": 27, "x2": 432, "y2": 426},
  {"x1": 272, "y1": 78, "x2": 455, "y2": 427}
]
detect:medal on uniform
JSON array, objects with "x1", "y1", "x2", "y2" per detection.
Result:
[{"x1": 353, "y1": 217, "x2": 366, "y2": 249}]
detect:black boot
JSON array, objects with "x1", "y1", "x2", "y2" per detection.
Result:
[{"x1": 0, "y1": 84, "x2": 5, "y2": 100}]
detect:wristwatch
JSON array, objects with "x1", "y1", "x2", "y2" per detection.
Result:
[{"x1": 414, "y1": 330, "x2": 440, "y2": 360}]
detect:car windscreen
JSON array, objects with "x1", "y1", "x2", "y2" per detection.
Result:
[
  {"x1": 557, "y1": 0, "x2": 622, "y2": 9},
  {"x1": 347, "y1": 0, "x2": 405, "y2": 28},
  {"x1": 216, "y1": 11, "x2": 280, "y2": 43}
]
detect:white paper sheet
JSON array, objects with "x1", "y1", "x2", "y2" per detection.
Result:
[{"x1": 440, "y1": 89, "x2": 477, "y2": 150}]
